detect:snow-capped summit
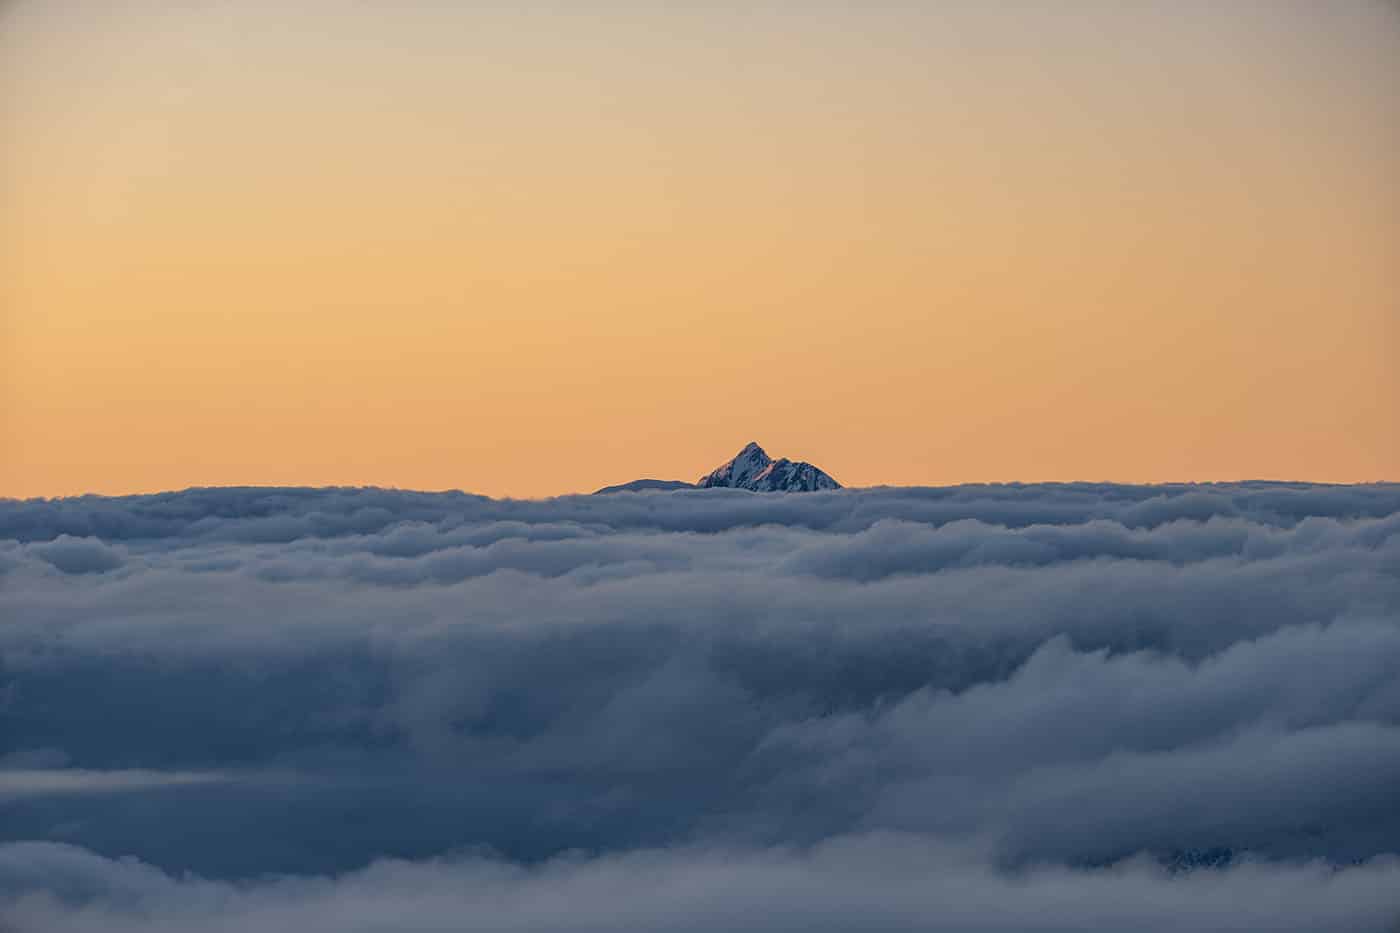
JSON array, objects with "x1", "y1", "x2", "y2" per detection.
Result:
[
  {"x1": 697, "y1": 441, "x2": 774, "y2": 489},
  {"x1": 591, "y1": 441, "x2": 840, "y2": 494},
  {"x1": 697, "y1": 442, "x2": 840, "y2": 492}
]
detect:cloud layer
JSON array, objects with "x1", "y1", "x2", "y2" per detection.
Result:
[{"x1": 2, "y1": 483, "x2": 1399, "y2": 930}]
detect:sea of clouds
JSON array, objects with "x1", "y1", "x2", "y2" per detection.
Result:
[{"x1": 2, "y1": 482, "x2": 1400, "y2": 931}]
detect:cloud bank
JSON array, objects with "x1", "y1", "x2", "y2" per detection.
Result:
[{"x1": 2, "y1": 483, "x2": 1399, "y2": 930}]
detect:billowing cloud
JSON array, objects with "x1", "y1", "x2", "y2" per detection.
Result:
[
  {"x1": 27, "y1": 535, "x2": 125, "y2": 575},
  {"x1": 4, "y1": 836, "x2": 1400, "y2": 933},
  {"x1": 1, "y1": 483, "x2": 1398, "y2": 929}
]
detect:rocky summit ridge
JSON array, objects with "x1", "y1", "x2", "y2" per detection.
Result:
[
  {"x1": 696, "y1": 442, "x2": 840, "y2": 492},
  {"x1": 594, "y1": 442, "x2": 840, "y2": 494}
]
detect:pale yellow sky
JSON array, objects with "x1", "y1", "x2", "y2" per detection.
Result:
[{"x1": 3, "y1": 1, "x2": 1397, "y2": 497}]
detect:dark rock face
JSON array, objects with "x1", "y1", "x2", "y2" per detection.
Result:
[
  {"x1": 696, "y1": 442, "x2": 840, "y2": 492},
  {"x1": 747, "y1": 458, "x2": 841, "y2": 492},
  {"x1": 592, "y1": 479, "x2": 696, "y2": 495}
]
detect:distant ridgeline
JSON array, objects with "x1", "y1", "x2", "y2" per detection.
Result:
[{"x1": 593, "y1": 442, "x2": 840, "y2": 494}]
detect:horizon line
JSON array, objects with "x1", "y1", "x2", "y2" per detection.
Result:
[{"x1": 6, "y1": 476, "x2": 1400, "y2": 505}]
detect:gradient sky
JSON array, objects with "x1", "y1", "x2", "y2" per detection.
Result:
[{"x1": 3, "y1": 1, "x2": 1397, "y2": 498}]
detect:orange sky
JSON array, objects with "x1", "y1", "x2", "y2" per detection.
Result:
[{"x1": 3, "y1": 2, "x2": 1398, "y2": 498}]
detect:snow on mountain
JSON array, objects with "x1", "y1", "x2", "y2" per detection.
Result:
[
  {"x1": 747, "y1": 458, "x2": 842, "y2": 492},
  {"x1": 592, "y1": 442, "x2": 840, "y2": 494},
  {"x1": 696, "y1": 442, "x2": 774, "y2": 489},
  {"x1": 697, "y1": 442, "x2": 841, "y2": 492}
]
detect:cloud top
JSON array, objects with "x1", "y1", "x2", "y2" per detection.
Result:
[{"x1": 2, "y1": 483, "x2": 1398, "y2": 929}]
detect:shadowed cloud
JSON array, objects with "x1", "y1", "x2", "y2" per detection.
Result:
[{"x1": 1, "y1": 483, "x2": 1398, "y2": 929}]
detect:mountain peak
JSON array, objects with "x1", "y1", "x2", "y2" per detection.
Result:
[
  {"x1": 593, "y1": 442, "x2": 840, "y2": 495},
  {"x1": 697, "y1": 442, "x2": 840, "y2": 492},
  {"x1": 698, "y1": 442, "x2": 772, "y2": 489}
]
